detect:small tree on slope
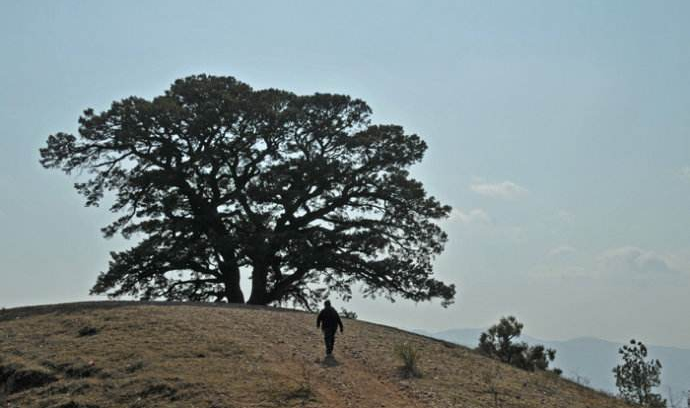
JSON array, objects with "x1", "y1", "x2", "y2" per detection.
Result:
[
  {"x1": 477, "y1": 316, "x2": 556, "y2": 371},
  {"x1": 39, "y1": 74, "x2": 455, "y2": 310},
  {"x1": 613, "y1": 339, "x2": 666, "y2": 408}
]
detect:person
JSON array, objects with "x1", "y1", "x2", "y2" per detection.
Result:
[{"x1": 316, "y1": 300, "x2": 344, "y2": 356}]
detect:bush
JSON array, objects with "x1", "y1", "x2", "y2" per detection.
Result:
[
  {"x1": 394, "y1": 342, "x2": 422, "y2": 378},
  {"x1": 77, "y1": 326, "x2": 99, "y2": 337},
  {"x1": 340, "y1": 308, "x2": 357, "y2": 320},
  {"x1": 477, "y1": 316, "x2": 556, "y2": 372}
]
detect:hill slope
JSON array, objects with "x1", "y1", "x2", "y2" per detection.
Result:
[
  {"x1": 423, "y1": 327, "x2": 690, "y2": 399},
  {"x1": 0, "y1": 302, "x2": 631, "y2": 408}
]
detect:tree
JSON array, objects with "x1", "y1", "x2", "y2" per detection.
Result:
[
  {"x1": 477, "y1": 316, "x2": 556, "y2": 372},
  {"x1": 613, "y1": 339, "x2": 666, "y2": 408},
  {"x1": 39, "y1": 74, "x2": 455, "y2": 310},
  {"x1": 340, "y1": 308, "x2": 358, "y2": 320}
]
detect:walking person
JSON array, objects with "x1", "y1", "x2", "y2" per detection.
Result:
[{"x1": 316, "y1": 300, "x2": 344, "y2": 356}]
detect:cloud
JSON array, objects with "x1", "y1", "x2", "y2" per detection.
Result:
[
  {"x1": 549, "y1": 245, "x2": 577, "y2": 257},
  {"x1": 470, "y1": 180, "x2": 528, "y2": 199},
  {"x1": 531, "y1": 246, "x2": 688, "y2": 283},
  {"x1": 449, "y1": 208, "x2": 490, "y2": 224},
  {"x1": 596, "y1": 247, "x2": 683, "y2": 280},
  {"x1": 529, "y1": 265, "x2": 589, "y2": 280},
  {"x1": 529, "y1": 246, "x2": 581, "y2": 279}
]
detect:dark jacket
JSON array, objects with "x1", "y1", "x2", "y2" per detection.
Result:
[{"x1": 316, "y1": 306, "x2": 343, "y2": 333}]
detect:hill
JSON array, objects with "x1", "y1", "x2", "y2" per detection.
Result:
[
  {"x1": 422, "y1": 328, "x2": 690, "y2": 399},
  {"x1": 0, "y1": 302, "x2": 632, "y2": 408}
]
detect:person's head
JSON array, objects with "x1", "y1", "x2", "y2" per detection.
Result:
[{"x1": 324, "y1": 300, "x2": 331, "y2": 308}]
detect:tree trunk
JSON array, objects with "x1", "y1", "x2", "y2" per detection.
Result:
[
  {"x1": 247, "y1": 263, "x2": 269, "y2": 305},
  {"x1": 220, "y1": 261, "x2": 244, "y2": 303}
]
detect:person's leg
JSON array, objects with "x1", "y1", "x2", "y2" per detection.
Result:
[
  {"x1": 323, "y1": 331, "x2": 330, "y2": 354},
  {"x1": 324, "y1": 330, "x2": 335, "y2": 355}
]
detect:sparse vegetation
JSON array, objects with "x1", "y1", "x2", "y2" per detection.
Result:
[
  {"x1": 283, "y1": 383, "x2": 313, "y2": 402},
  {"x1": 0, "y1": 359, "x2": 57, "y2": 394},
  {"x1": 613, "y1": 339, "x2": 666, "y2": 407},
  {"x1": 282, "y1": 361, "x2": 315, "y2": 403},
  {"x1": 394, "y1": 342, "x2": 422, "y2": 378},
  {"x1": 340, "y1": 308, "x2": 357, "y2": 320},
  {"x1": 77, "y1": 325, "x2": 99, "y2": 337},
  {"x1": 477, "y1": 316, "x2": 557, "y2": 372},
  {"x1": 124, "y1": 361, "x2": 145, "y2": 373},
  {"x1": 480, "y1": 364, "x2": 503, "y2": 408},
  {"x1": 570, "y1": 370, "x2": 591, "y2": 387}
]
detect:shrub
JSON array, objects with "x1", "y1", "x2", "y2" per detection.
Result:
[
  {"x1": 77, "y1": 326, "x2": 99, "y2": 337},
  {"x1": 340, "y1": 308, "x2": 357, "y2": 320},
  {"x1": 394, "y1": 342, "x2": 421, "y2": 378},
  {"x1": 477, "y1": 316, "x2": 556, "y2": 372}
]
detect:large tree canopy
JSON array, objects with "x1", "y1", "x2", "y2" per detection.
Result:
[{"x1": 40, "y1": 74, "x2": 455, "y2": 309}]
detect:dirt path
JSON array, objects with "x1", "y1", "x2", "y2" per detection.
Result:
[{"x1": 306, "y1": 351, "x2": 422, "y2": 408}]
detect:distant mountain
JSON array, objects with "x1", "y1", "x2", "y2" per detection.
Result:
[{"x1": 417, "y1": 328, "x2": 690, "y2": 399}]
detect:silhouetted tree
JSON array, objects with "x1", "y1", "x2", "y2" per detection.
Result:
[
  {"x1": 40, "y1": 75, "x2": 455, "y2": 310},
  {"x1": 477, "y1": 316, "x2": 556, "y2": 371},
  {"x1": 613, "y1": 339, "x2": 666, "y2": 407},
  {"x1": 340, "y1": 308, "x2": 357, "y2": 320}
]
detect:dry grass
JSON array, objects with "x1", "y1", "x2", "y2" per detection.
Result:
[
  {"x1": 0, "y1": 302, "x2": 633, "y2": 408},
  {"x1": 394, "y1": 342, "x2": 422, "y2": 378}
]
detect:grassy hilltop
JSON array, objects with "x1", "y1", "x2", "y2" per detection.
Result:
[{"x1": 0, "y1": 302, "x2": 630, "y2": 408}]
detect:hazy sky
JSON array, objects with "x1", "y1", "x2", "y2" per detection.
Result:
[{"x1": 2, "y1": 1, "x2": 689, "y2": 348}]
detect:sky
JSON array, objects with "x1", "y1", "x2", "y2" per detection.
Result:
[{"x1": 1, "y1": 1, "x2": 690, "y2": 348}]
